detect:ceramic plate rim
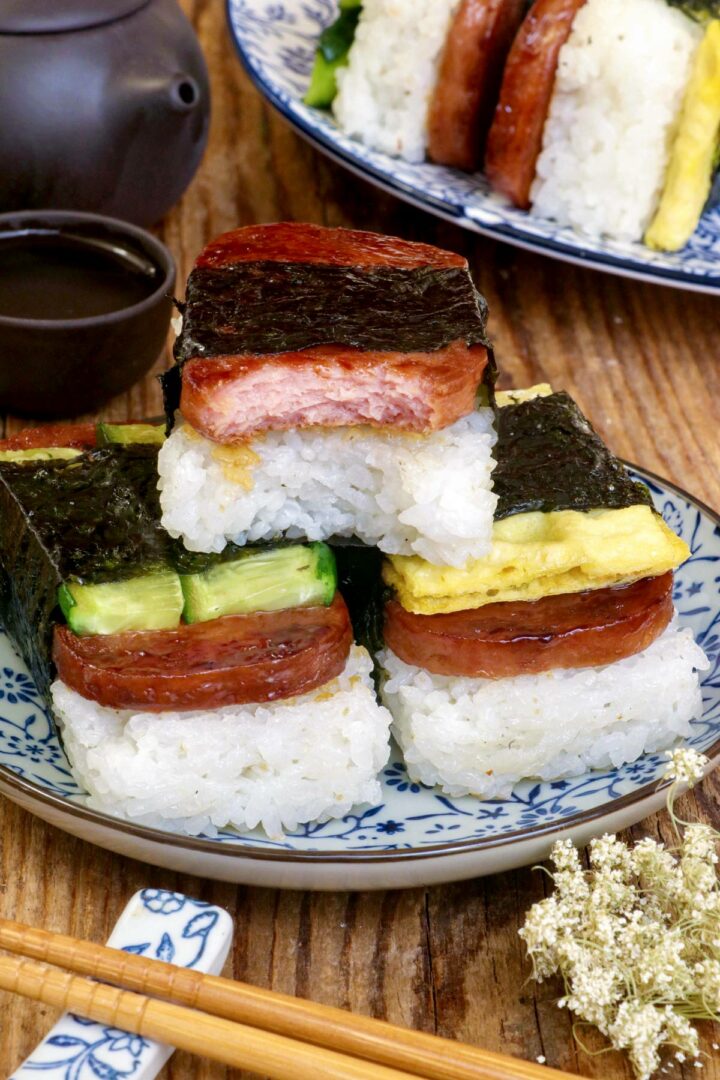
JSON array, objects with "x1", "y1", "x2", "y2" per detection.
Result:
[
  {"x1": 0, "y1": 462, "x2": 717, "y2": 865},
  {"x1": 225, "y1": 0, "x2": 720, "y2": 296}
]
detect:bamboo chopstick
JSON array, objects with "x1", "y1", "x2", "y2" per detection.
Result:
[
  {"x1": 0, "y1": 952, "x2": 416, "y2": 1080},
  {"x1": 0, "y1": 917, "x2": 573, "y2": 1080}
]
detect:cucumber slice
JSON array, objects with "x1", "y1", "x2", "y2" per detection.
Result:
[
  {"x1": 180, "y1": 543, "x2": 337, "y2": 624},
  {"x1": 304, "y1": 6, "x2": 361, "y2": 107},
  {"x1": 97, "y1": 422, "x2": 165, "y2": 446},
  {"x1": 58, "y1": 571, "x2": 183, "y2": 635},
  {"x1": 0, "y1": 448, "x2": 81, "y2": 463},
  {"x1": 304, "y1": 53, "x2": 341, "y2": 108}
]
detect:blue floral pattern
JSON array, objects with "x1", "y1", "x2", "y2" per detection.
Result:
[
  {"x1": 0, "y1": 468, "x2": 718, "y2": 860},
  {"x1": 226, "y1": 0, "x2": 720, "y2": 291},
  {"x1": 13, "y1": 891, "x2": 232, "y2": 1079}
]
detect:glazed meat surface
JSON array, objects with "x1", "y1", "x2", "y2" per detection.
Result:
[
  {"x1": 428, "y1": 0, "x2": 527, "y2": 170},
  {"x1": 485, "y1": 0, "x2": 586, "y2": 208},
  {"x1": 170, "y1": 223, "x2": 492, "y2": 439}
]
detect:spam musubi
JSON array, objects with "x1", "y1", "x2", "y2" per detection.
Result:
[
  {"x1": 0, "y1": 424, "x2": 392, "y2": 837},
  {"x1": 378, "y1": 387, "x2": 708, "y2": 798}
]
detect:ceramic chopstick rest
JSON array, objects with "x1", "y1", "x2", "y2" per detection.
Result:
[{"x1": 11, "y1": 889, "x2": 233, "y2": 1079}]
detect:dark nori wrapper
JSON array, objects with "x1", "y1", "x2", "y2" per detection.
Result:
[
  {"x1": 333, "y1": 545, "x2": 386, "y2": 657},
  {"x1": 175, "y1": 263, "x2": 490, "y2": 359},
  {"x1": 333, "y1": 544, "x2": 387, "y2": 692},
  {"x1": 492, "y1": 392, "x2": 653, "y2": 519},
  {"x1": 163, "y1": 262, "x2": 493, "y2": 420},
  {"x1": 0, "y1": 447, "x2": 167, "y2": 587}
]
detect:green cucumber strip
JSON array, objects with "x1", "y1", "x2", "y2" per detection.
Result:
[
  {"x1": 58, "y1": 571, "x2": 184, "y2": 635},
  {"x1": 304, "y1": 6, "x2": 361, "y2": 107},
  {"x1": 0, "y1": 448, "x2": 81, "y2": 463},
  {"x1": 97, "y1": 422, "x2": 165, "y2": 446},
  {"x1": 180, "y1": 542, "x2": 337, "y2": 624},
  {"x1": 305, "y1": 53, "x2": 343, "y2": 108}
]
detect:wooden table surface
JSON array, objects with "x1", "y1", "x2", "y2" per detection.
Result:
[{"x1": 2, "y1": 3, "x2": 720, "y2": 1077}]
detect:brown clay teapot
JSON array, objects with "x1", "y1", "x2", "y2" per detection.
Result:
[{"x1": 0, "y1": 0, "x2": 210, "y2": 226}]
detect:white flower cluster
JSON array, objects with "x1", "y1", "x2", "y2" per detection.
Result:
[
  {"x1": 665, "y1": 747, "x2": 707, "y2": 786},
  {"x1": 520, "y1": 750, "x2": 716, "y2": 1080}
]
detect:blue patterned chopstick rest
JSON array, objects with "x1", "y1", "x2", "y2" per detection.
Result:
[{"x1": 11, "y1": 888, "x2": 234, "y2": 1079}]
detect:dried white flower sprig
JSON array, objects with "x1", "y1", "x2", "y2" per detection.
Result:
[{"x1": 520, "y1": 748, "x2": 717, "y2": 1080}]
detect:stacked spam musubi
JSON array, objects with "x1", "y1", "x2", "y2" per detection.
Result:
[
  {"x1": 0, "y1": 223, "x2": 707, "y2": 838},
  {"x1": 158, "y1": 223, "x2": 705, "y2": 809}
]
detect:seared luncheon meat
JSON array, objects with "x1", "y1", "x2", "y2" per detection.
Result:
[{"x1": 168, "y1": 223, "x2": 493, "y2": 442}]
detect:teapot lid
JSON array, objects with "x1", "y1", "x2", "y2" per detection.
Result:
[{"x1": 0, "y1": 0, "x2": 150, "y2": 34}]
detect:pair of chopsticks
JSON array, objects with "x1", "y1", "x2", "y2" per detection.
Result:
[{"x1": 0, "y1": 918, "x2": 573, "y2": 1080}]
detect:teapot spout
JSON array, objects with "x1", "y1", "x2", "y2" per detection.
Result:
[{"x1": 123, "y1": 72, "x2": 203, "y2": 114}]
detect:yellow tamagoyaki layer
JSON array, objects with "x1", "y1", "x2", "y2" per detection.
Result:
[{"x1": 384, "y1": 506, "x2": 689, "y2": 616}]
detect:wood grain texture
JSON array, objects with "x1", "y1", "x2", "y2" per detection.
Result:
[{"x1": 1, "y1": 2, "x2": 720, "y2": 1077}]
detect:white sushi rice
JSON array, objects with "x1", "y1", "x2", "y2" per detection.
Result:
[
  {"x1": 52, "y1": 646, "x2": 393, "y2": 839},
  {"x1": 531, "y1": 0, "x2": 701, "y2": 241},
  {"x1": 333, "y1": 0, "x2": 461, "y2": 163},
  {"x1": 380, "y1": 621, "x2": 709, "y2": 800},
  {"x1": 157, "y1": 411, "x2": 497, "y2": 567}
]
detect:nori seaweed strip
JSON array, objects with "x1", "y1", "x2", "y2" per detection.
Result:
[
  {"x1": 0, "y1": 498, "x2": 62, "y2": 702},
  {"x1": 493, "y1": 392, "x2": 653, "y2": 519},
  {"x1": 174, "y1": 263, "x2": 489, "y2": 359},
  {"x1": 333, "y1": 545, "x2": 386, "y2": 656},
  {"x1": 0, "y1": 447, "x2": 167, "y2": 586},
  {"x1": 169, "y1": 536, "x2": 292, "y2": 575},
  {"x1": 333, "y1": 544, "x2": 387, "y2": 691}
]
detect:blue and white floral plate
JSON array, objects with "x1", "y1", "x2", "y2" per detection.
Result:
[
  {"x1": 0, "y1": 466, "x2": 717, "y2": 891},
  {"x1": 226, "y1": 0, "x2": 720, "y2": 294}
]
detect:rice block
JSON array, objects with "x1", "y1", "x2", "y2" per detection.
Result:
[
  {"x1": 53, "y1": 646, "x2": 392, "y2": 840},
  {"x1": 380, "y1": 621, "x2": 708, "y2": 799},
  {"x1": 157, "y1": 411, "x2": 498, "y2": 567},
  {"x1": 333, "y1": 0, "x2": 461, "y2": 162}
]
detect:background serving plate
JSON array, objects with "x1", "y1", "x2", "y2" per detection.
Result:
[
  {"x1": 227, "y1": 0, "x2": 720, "y2": 295},
  {"x1": 0, "y1": 467, "x2": 717, "y2": 891}
]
